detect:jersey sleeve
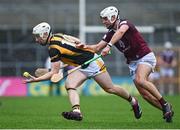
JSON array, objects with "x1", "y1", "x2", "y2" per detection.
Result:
[
  {"x1": 102, "y1": 32, "x2": 112, "y2": 43},
  {"x1": 102, "y1": 20, "x2": 129, "y2": 43},
  {"x1": 48, "y1": 48, "x2": 61, "y2": 62}
]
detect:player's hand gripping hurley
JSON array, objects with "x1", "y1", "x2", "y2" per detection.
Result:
[{"x1": 50, "y1": 54, "x2": 103, "y2": 83}]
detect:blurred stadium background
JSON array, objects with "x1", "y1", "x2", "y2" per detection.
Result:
[
  {"x1": 0, "y1": 0, "x2": 180, "y2": 96},
  {"x1": 1, "y1": 0, "x2": 180, "y2": 129}
]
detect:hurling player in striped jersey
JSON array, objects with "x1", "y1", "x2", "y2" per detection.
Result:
[{"x1": 24, "y1": 22, "x2": 142, "y2": 121}]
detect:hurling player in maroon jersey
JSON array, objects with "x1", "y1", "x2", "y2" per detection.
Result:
[
  {"x1": 159, "y1": 41, "x2": 177, "y2": 95},
  {"x1": 77, "y1": 6, "x2": 174, "y2": 122}
]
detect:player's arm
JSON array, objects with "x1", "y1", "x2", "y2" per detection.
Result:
[
  {"x1": 24, "y1": 48, "x2": 61, "y2": 83},
  {"x1": 171, "y1": 58, "x2": 177, "y2": 67},
  {"x1": 34, "y1": 47, "x2": 62, "y2": 81},
  {"x1": 171, "y1": 52, "x2": 177, "y2": 67},
  {"x1": 88, "y1": 40, "x2": 107, "y2": 52},
  {"x1": 108, "y1": 24, "x2": 129, "y2": 46},
  {"x1": 76, "y1": 40, "x2": 107, "y2": 53},
  {"x1": 24, "y1": 61, "x2": 60, "y2": 83},
  {"x1": 101, "y1": 24, "x2": 129, "y2": 56},
  {"x1": 35, "y1": 64, "x2": 68, "y2": 77},
  {"x1": 33, "y1": 61, "x2": 60, "y2": 81}
]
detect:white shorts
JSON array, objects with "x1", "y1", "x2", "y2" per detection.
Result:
[
  {"x1": 79, "y1": 54, "x2": 106, "y2": 78},
  {"x1": 128, "y1": 52, "x2": 156, "y2": 80},
  {"x1": 160, "y1": 68, "x2": 174, "y2": 77}
]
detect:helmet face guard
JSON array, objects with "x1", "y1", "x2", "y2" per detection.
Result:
[
  {"x1": 32, "y1": 22, "x2": 51, "y2": 45},
  {"x1": 33, "y1": 34, "x2": 41, "y2": 38}
]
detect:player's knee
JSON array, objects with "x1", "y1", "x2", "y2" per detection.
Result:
[
  {"x1": 65, "y1": 80, "x2": 79, "y2": 90},
  {"x1": 134, "y1": 77, "x2": 146, "y2": 86},
  {"x1": 65, "y1": 80, "x2": 74, "y2": 89}
]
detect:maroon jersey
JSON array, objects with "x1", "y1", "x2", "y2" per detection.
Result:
[
  {"x1": 160, "y1": 50, "x2": 175, "y2": 64},
  {"x1": 102, "y1": 19, "x2": 151, "y2": 64}
]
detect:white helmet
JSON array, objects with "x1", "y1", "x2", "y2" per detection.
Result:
[
  {"x1": 164, "y1": 41, "x2": 172, "y2": 49},
  {"x1": 32, "y1": 22, "x2": 51, "y2": 38},
  {"x1": 100, "y1": 6, "x2": 119, "y2": 23}
]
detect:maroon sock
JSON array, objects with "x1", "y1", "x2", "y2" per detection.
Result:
[
  {"x1": 128, "y1": 95, "x2": 132, "y2": 102},
  {"x1": 159, "y1": 97, "x2": 167, "y2": 107}
]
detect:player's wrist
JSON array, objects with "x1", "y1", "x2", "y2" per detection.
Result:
[{"x1": 107, "y1": 42, "x2": 113, "y2": 48}]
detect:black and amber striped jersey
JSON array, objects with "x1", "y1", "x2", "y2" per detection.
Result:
[{"x1": 48, "y1": 33, "x2": 95, "y2": 67}]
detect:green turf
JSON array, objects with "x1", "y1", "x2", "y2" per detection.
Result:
[{"x1": 0, "y1": 95, "x2": 179, "y2": 129}]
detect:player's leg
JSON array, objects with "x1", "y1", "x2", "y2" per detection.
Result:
[
  {"x1": 135, "y1": 64, "x2": 162, "y2": 99},
  {"x1": 94, "y1": 71, "x2": 142, "y2": 119},
  {"x1": 134, "y1": 63, "x2": 174, "y2": 122},
  {"x1": 62, "y1": 70, "x2": 87, "y2": 121},
  {"x1": 134, "y1": 82, "x2": 162, "y2": 110}
]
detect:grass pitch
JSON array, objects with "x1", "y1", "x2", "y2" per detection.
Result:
[{"x1": 0, "y1": 95, "x2": 180, "y2": 129}]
